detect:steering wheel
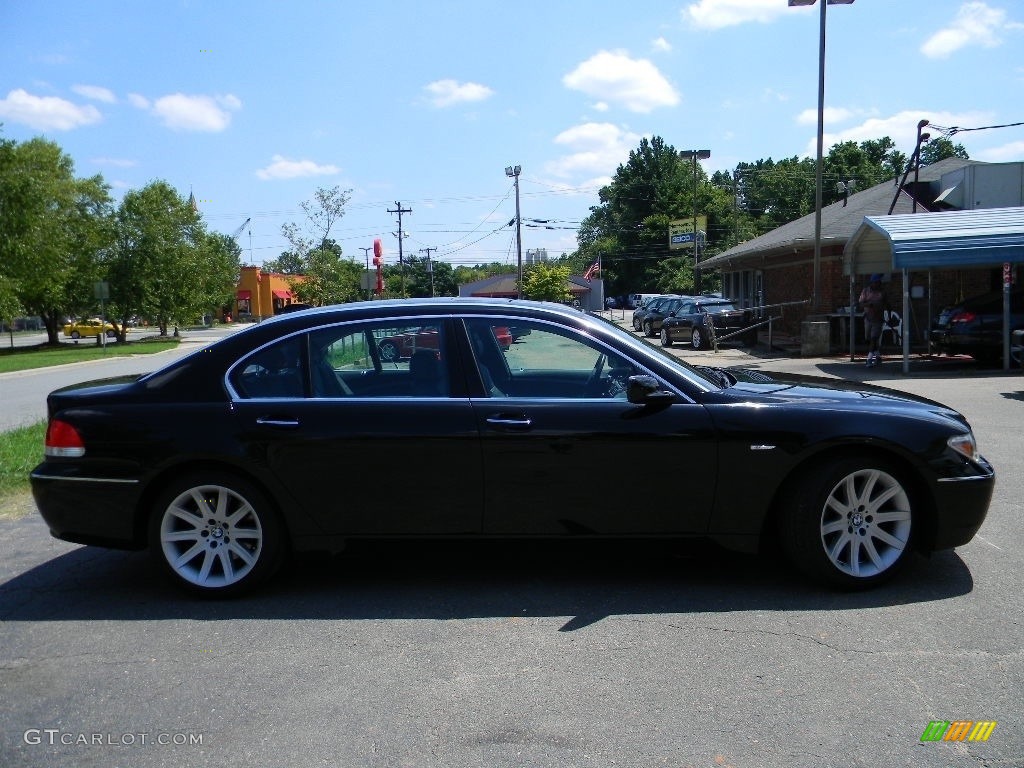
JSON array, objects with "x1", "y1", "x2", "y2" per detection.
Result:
[{"x1": 584, "y1": 353, "x2": 607, "y2": 397}]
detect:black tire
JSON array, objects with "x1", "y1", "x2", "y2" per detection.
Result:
[
  {"x1": 779, "y1": 456, "x2": 915, "y2": 589},
  {"x1": 149, "y1": 472, "x2": 285, "y2": 597},
  {"x1": 643, "y1": 320, "x2": 654, "y2": 338},
  {"x1": 378, "y1": 340, "x2": 400, "y2": 363},
  {"x1": 106, "y1": 329, "x2": 116, "y2": 338},
  {"x1": 691, "y1": 326, "x2": 707, "y2": 351},
  {"x1": 71, "y1": 330, "x2": 81, "y2": 340},
  {"x1": 660, "y1": 327, "x2": 672, "y2": 347},
  {"x1": 632, "y1": 316, "x2": 642, "y2": 331}
]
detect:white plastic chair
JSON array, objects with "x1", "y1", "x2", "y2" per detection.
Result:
[{"x1": 882, "y1": 310, "x2": 902, "y2": 347}]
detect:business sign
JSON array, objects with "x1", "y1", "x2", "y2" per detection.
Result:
[{"x1": 669, "y1": 218, "x2": 707, "y2": 251}]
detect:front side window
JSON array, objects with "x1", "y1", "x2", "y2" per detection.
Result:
[{"x1": 465, "y1": 318, "x2": 639, "y2": 399}]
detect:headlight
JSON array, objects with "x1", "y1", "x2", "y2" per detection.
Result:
[{"x1": 948, "y1": 432, "x2": 979, "y2": 462}]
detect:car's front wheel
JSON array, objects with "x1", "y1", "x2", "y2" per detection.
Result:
[
  {"x1": 378, "y1": 340, "x2": 400, "y2": 362},
  {"x1": 660, "y1": 327, "x2": 672, "y2": 347},
  {"x1": 71, "y1": 331, "x2": 81, "y2": 340},
  {"x1": 149, "y1": 472, "x2": 284, "y2": 597},
  {"x1": 643, "y1": 320, "x2": 654, "y2": 337},
  {"x1": 780, "y1": 456, "x2": 915, "y2": 589}
]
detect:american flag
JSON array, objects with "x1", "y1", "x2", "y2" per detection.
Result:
[{"x1": 583, "y1": 262, "x2": 600, "y2": 281}]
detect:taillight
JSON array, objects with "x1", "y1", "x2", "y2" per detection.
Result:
[
  {"x1": 950, "y1": 311, "x2": 976, "y2": 324},
  {"x1": 45, "y1": 419, "x2": 86, "y2": 458}
]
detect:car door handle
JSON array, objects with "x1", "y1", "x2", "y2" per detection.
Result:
[
  {"x1": 486, "y1": 414, "x2": 533, "y2": 431},
  {"x1": 255, "y1": 417, "x2": 301, "y2": 428}
]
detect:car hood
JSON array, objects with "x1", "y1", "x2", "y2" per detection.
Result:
[{"x1": 706, "y1": 367, "x2": 966, "y2": 423}]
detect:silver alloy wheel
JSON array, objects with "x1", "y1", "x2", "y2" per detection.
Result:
[
  {"x1": 660, "y1": 327, "x2": 671, "y2": 346},
  {"x1": 691, "y1": 328, "x2": 704, "y2": 350},
  {"x1": 819, "y1": 468, "x2": 911, "y2": 578},
  {"x1": 159, "y1": 484, "x2": 264, "y2": 589}
]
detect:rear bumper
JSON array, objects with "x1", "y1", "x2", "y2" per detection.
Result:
[{"x1": 30, "y1": 467, "x2": 144, "y2": 550}]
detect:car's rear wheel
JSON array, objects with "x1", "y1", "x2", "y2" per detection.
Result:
[
  {"x1": 106, "y1": 329, "x2": 116, "y2": 338},
  {"x1": 691, "y1": 327, "x2": 707, "y2": 350},
  {"x1": 780, "y1": 456, "x2": 915, "y2": 589},
  {"x1": 149, "y1": 472, "x2": 284, "y2": 597},
  {"x1": 660, "y1": 327, "x2": 672, "y2": 347}
]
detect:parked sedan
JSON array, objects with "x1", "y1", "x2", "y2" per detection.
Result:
[
  {"x1": 930, "y1": 289, "x2": 1024, "y2": 363},
  {"x1": 661, "y1": 298, "x2": 758, "y2": 350},
  {"x1": 62, "y1": 318, "x2": 120, "y2": 340},
  {"x1": 31, "y1": 298, "x2": 993, "y2": 596},
  {"x1": 640, "y1": 296, "x2": 689, "y2": 338},
  {"x1": 631, "y1": 294, "x2": 675, "y2": 331}
]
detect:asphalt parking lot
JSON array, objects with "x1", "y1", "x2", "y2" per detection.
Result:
[{"x1": 1, "y1": 316, "x2": 1022, "y2": 767}]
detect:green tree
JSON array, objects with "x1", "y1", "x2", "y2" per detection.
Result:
[
  {"x1": 107, "y1": 181, "x2": 206, "y2": 337},
  {"x1": 0, "y1": 275, "x2": 23, "y2": 338},
  {"x1": 0, "y1": 137, "x2": 114, "y2": 343},
  {"x1": 262, "y1": 250, "x2": 305, "y2": 275},
  {"x1": 399, "y1": 255, "x2": 458, "y2": 298},
  {"x1": 521, "y1": 263, "x2": 571, "y2": 302},
  {"x1": 290, "y1": 241, "x2": 362, "y2": 306},
  {"x1": 281, "y1": 185, "x2": 352, "y2": 259},
  {"x1": 920, "y1": 136, "x2": 969, "y2": 166}
]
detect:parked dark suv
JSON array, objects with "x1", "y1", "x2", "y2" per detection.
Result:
[
  {"x1": 930, "y1": 289, "x2": 1024, "y2": 363},
  {"x1": 640, "y1": 295, "x2": 689, "y2": 337}
]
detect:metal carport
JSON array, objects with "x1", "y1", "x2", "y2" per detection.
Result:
[{"x1": 844, "y1": 207, "x2": 1024, "y2": 372}]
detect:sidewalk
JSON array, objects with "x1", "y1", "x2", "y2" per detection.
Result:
[{"x1": 602, "y1": 312, "x2": 1021, "y2": 381}]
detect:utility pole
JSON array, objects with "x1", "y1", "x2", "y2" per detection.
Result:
[
  {"x1": 359, "y1": 246, "x2": 372, "y2": 300},
  {"x1": 420, "y1": 247, "x2": 437, "y2": 297},
  {"x1": 388, "y1": 201, "x2": 412, "y2": 296}
]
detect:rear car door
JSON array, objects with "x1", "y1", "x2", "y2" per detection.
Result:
[
  {"x1": 463, "y1": 317, "x2": 717, "y2": 535},
  {"x1": 228, "y1": 319, "x2": 483, "y2": 536}
]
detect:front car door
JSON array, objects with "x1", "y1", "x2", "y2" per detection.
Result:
[{"x1": 462, "y1": 316, "x2": 717, "y2": 536}]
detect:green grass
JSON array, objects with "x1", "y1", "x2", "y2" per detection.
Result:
[
  {"x1": 0, "y1": 337, "x2": 179, "y2": 374},
  {"x1": 0, "y1": 421, "x2": 45, "y2": 519}
]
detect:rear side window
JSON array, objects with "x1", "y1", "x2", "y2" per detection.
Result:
[{"x1": 233, "y1": 336, "x2": 305, "y2": 399}]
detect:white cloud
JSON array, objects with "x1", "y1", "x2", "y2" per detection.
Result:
[
  {"x1": 920, "y1": 2, "x2": 1020, "y2": 59},
  {"x1": 684, "y1": 0, "x2": 796, "y2": 30},
  {"x1": 127, "y1": 93, "x2": 150, "y2": 109},
  {"x1": 151, "y1": 93, "x2": 241, "y2": 132},
  {"x1": 0, "y1": 88, "x2": 101, "y2": 130},
  {"x1": 975, "y1": 140, "x2": 1024, "y2": 162},
  {"x1": 800, "y1": 109, "x2": 994, "y2": 157},
  {"x1": 796, "y1": 106, "x2": 859, "y2": 126},
  {"x1": 652, "y1": 36, "x2": 672, "y2": 52},
  {"x1": 546, "y1": 122, "x2": 644, "y2": 179},
  {"x1": 423, "y1": 79, "x2": 494, "y2": 108},
  {"x1": 563, "y1": 51, "x2": 679, "y2": 113},
  {"x1": 72, "y1": 84, "x2": 117, "y2": 103},
  {"x1": 256, "y1": 155, "x2": 341, "y2": 181}
]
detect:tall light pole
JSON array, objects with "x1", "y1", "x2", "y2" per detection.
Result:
[
  {"x1": 505, "y1": 165, "x2": 522, "y2": 299},
  {"x1": 680, "y1": 149, "x2": 710, "y2": 295},
  {"x1": 789, "y1": 0, "x2": 854, "y2": 309}
]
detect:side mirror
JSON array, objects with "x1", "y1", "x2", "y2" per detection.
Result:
[{"x1": 626, "y1": 375, "x2": 675, "y2": 405}]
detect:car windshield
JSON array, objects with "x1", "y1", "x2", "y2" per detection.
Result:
[{"x1": 587, "y1": 312, "x2": 726, "y2": 388}]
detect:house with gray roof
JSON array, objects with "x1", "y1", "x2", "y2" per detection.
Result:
[{"x1": 700, "y1": 157, "x2": 1023, "y2": 345}]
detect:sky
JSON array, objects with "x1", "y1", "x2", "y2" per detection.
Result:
[{"x1": 3, "y1": 0, "x2": 1023, "y2": 271}]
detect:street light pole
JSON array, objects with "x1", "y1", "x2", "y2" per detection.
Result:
[
  {"x1": 679, "y1": 149, "x2": 710, "y2": 295},
  {"x1": 505, "y1": 165, "x2": 522, "y2": 299},
  {"x1": 789, "y1": 0, "x2": 854, "y2": 309}
]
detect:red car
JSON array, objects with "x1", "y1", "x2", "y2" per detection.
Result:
[{"x1": 377, "y1": 325, "x2": 514, "y2": 362}]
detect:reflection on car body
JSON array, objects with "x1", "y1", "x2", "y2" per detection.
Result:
[{"x1": 31, "y1": 298, "x2": 993, "y2": 597}]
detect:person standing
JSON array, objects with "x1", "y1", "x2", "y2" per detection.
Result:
[{"x1": 859, "y1": 274, "x2": 886, "y2": 367}]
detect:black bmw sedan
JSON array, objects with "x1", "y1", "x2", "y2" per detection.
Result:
[{"x1": 31, "y1": 298, "x2": 994, "y2": 596}]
